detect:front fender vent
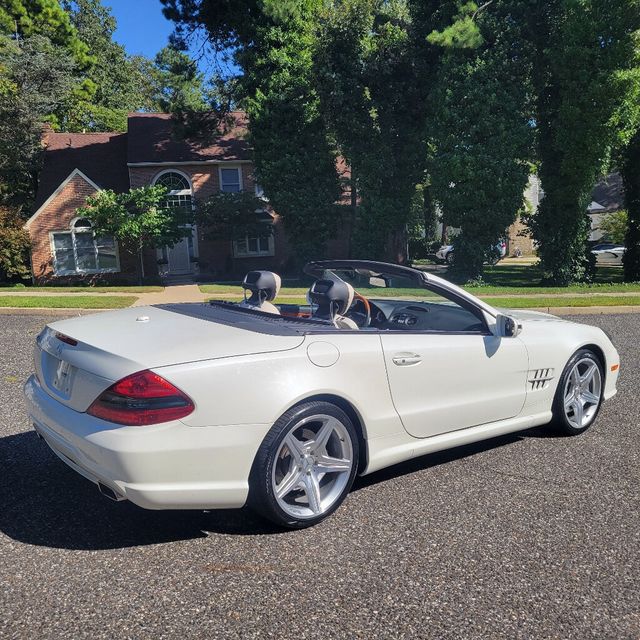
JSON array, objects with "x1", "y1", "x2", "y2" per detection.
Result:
[{"x1": 529, "y1": 368, "x2": 555, "y2": 391}]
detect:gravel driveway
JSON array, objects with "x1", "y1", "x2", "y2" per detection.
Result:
[{"x1": 0, "y1": 313, "x2": 638, "y2": 639}]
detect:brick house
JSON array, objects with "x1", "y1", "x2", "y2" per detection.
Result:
[{"x1": 25, "y1": 112, "x2": 308, "y2": 283}]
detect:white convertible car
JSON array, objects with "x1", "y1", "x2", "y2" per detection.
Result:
[{"x1": 24, "y1": 260, "x2": 620, "y2": 528}]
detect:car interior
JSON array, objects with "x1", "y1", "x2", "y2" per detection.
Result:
[{"x1": 232, "y1": 269, "x2": 487, "y2": 333}]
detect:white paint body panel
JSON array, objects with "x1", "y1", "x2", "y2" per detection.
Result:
[{"x1": 24, "y1": 284, "x2": 620, "y2": 511}]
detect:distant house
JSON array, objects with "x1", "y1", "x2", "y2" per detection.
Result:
[
  {"x1": 25, "y1": 112, "x2": 351, "y2": 284},
  {"x1": 588, "y1": 173, "x2": 624, "y2": 242}
]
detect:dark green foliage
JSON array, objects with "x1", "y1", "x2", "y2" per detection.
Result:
[
  {"x1": 196, "y1": 191, "x2": 272, "y2": 241},
  {"x1": 622, "y1": 131, "x2": 640, "y2": 281},
  {"x1": 314, "y1": 0, "x2": 429, "y2": 261},
  {"x1": 525, "y1": 0, "x2": 640, "y2": 285},
  {"x1": 0, "y1": 206, "x2": 31, "y2": 280},
  {"x1": 428, "y1": 3, "x2": 533, "y2": 279},
  {"x1": 0, "y1": 35, "x2": 76, "y2": 209},
  {"x1": 61, "y1": 0, "x2": 156, "y2": 131}
]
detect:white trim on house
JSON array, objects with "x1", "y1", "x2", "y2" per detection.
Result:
[
  {"x1": 127, "y1": 160, "x2": 252, "y2": 168},
  {"x1": 587, "y1": 201, "x2": 607, "y2": 213},
  {"x1": 24, "y1": 168, "x2": 102, "y2": 229},
  {"x1": 151, "y1": 168, "x2": 193, "y2": 194}
]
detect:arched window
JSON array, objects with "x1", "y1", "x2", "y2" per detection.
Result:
[{"x1": 153, "y1": 171, "x2": 193, "y2": 210}]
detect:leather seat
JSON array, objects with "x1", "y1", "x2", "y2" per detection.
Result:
[
  {"x1": 239, "y1": 271, "x2": 282, "y2": 315},
  {"x1": 308, "y1": 279, "x2": 358, "y2": 330}
]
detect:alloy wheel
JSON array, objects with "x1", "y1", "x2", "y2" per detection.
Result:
[
  {"x1": 271, "y1": 414, "x2": 354, "y2": 519},
  {"x1": 563, "y1": 357, "x2": 602, "y2": 429}
]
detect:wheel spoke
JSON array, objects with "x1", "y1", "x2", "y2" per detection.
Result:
[
  {"x1": 573, "y1": 400, "x2": 584, "y2": 426},
  {"x1": 315, "y1": 454, "x2": 351, "y2": 474},
  {"x1": 275, "y1": 466, "x2": 302, "y2": 499},
  {"x1": 564, "y1": 393, "x2": 575, "y2": 411},
  {"x1": 311, "y1": 419, "x2": 336, "y2": 454},
  {"x1": 580, "y1": 364, "x2": 597, "y2": 386},
  {"x1": 581, "y1": 390, "x2": 600, "y2": 406},
  {"x1": 285, "y1": 433, "x2": 306, "y2": 458},
  {"x1": 302, "y1": 472, "x2": 322, "y2": 514}
]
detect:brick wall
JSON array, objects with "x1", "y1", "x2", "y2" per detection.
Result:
[
  {"x1": 27, "y1": 173, "x2": 152, "y2": 284},
  {"x1": 506, "y1": 216, "x2": 535, "y2": 257}
]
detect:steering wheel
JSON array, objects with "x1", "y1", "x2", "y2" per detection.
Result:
[{"x1": 350, "y1": 292, "x2": 371, "y2": 328}]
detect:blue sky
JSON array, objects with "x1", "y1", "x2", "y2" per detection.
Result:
[
  {"x1": 105, "y1": 0, "x2": 174, "y2": 59},
  {"x1": 105, "y1": 0, "x2": 238, "y2": 77}
]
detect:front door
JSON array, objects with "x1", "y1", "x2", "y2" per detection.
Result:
[
  {"x1": 381, "y1": 332, "x2": 528, "y2": 438},
  {"x1": 166, "y1": 236, "x2": 191, "y2": 274}
]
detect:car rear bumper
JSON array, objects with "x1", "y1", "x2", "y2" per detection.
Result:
[{"x1": 24, "y1": 375, "x2": 271, "y2": 510}]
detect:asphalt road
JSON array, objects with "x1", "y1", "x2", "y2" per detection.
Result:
[{"x1": 0, "y1": 313, "x2": 638, "y2": 640}]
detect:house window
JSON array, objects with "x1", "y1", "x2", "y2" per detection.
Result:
[
  {"x1": 51, "y1": 219, "x2": 119, "y2": 275},
  {"x1": 233, "y1": 232, "x2": 274, "y2": 257},
  {"x1": 154, "y1": 171, "x2": 193, "y2": 210},
  {"x1": 220, "y1": 167, "x2": 242, "y2": 193}
]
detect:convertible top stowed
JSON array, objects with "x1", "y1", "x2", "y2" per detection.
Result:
[{"x1": 156, "y1": 302, "x2": 341, "y2": 336}]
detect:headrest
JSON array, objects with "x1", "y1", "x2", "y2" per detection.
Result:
[
  {"x1": 242, "y1": 271, "x2": 282, "y2": 302},
  {"x1": 309, "y1": 279, "x2": 355, "y2": 317}
]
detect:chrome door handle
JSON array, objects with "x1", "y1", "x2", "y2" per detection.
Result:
[{"x1": 392, "y1": 353, "x2": 422, "y2": 366}]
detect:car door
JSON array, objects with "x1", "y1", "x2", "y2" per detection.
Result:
[{"x1": 380, "y1": 297, "x2": 529, "y2": 439}]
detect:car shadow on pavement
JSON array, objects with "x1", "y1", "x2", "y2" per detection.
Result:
[
  {"x1": 0, "y1": 431, "x2": 282, "y2": 550},
  {"x1": 1, "y1": 427, "x2": 554, "y2": 549}
]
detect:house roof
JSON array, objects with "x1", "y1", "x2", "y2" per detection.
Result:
[
  {"x1": 33, "y1": 131, "x2": 129, "y2": 212},
  {"x1": 589, "y1": 172, "x2": 624, "y2": 213},
  {"x1": 126, "y1": 112, "x2": 251, "y2": 165}
]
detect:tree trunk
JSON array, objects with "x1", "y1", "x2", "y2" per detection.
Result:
[
  {"x1": 622, "y1": 131, "x2": 640, "y2": 282},
  {"x1": 137, "y1": 247, "x2": 145, "y2": 286}
]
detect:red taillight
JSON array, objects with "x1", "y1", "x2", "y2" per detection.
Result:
[
  {"x1": 87, "y1": 370, "x2": 194, "y2": 426},
  {"x1": 55, "y1": 332, "x2": 78, "y2": 346}
]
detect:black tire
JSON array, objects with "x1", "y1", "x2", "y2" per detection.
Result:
[
  {"x1": 551, "y1": 348, "x2": 604, "y2": 436},
  {"x1": 445, "y1": 251, "x2": 454, "y2": 265},
  {"x1": 249, "y1": 401, "x2": 359, "y2": 529}
]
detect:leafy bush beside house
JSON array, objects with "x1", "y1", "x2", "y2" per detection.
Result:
[{"x1": 0, "y1": 207, "x2": 31, "y2": 282}]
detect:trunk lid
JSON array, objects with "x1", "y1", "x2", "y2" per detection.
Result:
[{"x1": 35, "y1": 304, "x2": 305, "y2": 411}]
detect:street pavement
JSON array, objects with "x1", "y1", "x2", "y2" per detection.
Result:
[{"x1": 0, "y1": 313, "x2": 638, "y2": 639}]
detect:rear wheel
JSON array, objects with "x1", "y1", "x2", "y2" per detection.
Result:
[
  {"x1": 445, "y1": 251, "x2": 454, "y2": 265},
  {"x1": 249, "y1": 401, "x2": 359, "y2": 528},
  {"x1": 551, "y1": 349, "x2": 604, "y2": 435}
]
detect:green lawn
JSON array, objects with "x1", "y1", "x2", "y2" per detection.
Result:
[
  {"x1": 208, "y1": 294, "x2": 640, "y2": 309},
  {"x1": 201, "y1": 265, "x2": 639, "y2": 297},
  {"x1": 0, "y1": 295, "x2": 138, "y2": 309},
  {"x1": 0, "y1": 285, "x2": 162, "y2": 293},
  {"x1": 483, "y1": 295, "x2": 640, "y2": 309}
]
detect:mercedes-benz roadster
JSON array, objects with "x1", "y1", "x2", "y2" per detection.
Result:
[{"x1": 24, "y1": 260, "x2": 620, "y2": 528}]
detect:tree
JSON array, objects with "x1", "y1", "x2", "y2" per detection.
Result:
[
  {"x1": 524, "y1": 0, "x2": 640, "y2": 285},
  {"x1": 196, "y1": 191, "x2": 271, "y2": 242},
  {"x1": 598, "y1": 209, "x2": 628, "y2": 245},
  {"x1": 427, "y1": 2, "x2": 534, "y2": 278},
  {"x1": 0, "y1": 0, "x2": 92, "y2": 65},
  {"x1": 0, "y1": 34, "x2": 76, "y2": 210},
  {"x1": 77, "y1": 185, "x2": 194, "y2": 283},
  {"x1": 314, "y1": 0, "x2": 429, "y2": 261},
  {"x1": 0, "y1": 206, "x2": 31, "y2": 281},
  {"x1": 622, "y1": 131, "x2": 640, "y2": 280},
  {"x1": 61, "y1": 0, "x2": 156, "y2": 131},
  {"x1": 162, "y1": 0, "x2": 342, "y2": 265}
]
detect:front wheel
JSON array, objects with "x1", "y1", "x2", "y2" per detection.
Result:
[
  {"x1": 249, "y1": 401, "x2": 359, "y2": 528},
  {"x1": 551, "y1": 349, "x2": 604, "y2": 436}
]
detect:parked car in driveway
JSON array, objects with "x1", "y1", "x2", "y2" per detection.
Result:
[
  {"x1": 24, "y1": 260, "x2": 619, "y2": 529},
  {"x1": 591, "y1": 243, "x2": 625, "y2": 266},
  {"x1": 436, "y1": 240, "x2": 507, "y2": 265}
]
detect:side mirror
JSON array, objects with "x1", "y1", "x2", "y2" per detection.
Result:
[{"x1": 496, "y1": 314, "x2": 522, "y2": 338}]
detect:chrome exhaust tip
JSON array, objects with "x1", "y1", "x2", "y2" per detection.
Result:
[{"x1": 98, "y1": 482, "x2": 125, "y2": 502}]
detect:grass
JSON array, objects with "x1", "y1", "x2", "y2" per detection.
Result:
[
  {"x1": 208, "y1": 293, "x2": 640, "y2": 310},
  {"x1": 0, "y1": 285, "x2": 162, "y2": 293},
  {"x1": 0, "y1": 295, "x2": 138, "y2": 309},
  {"x1": 201, "y1": 265, "x2": 640, "y2": 297},
  {"x1": 483, "y1": 295, "x2": 640, "y2": 309}
]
